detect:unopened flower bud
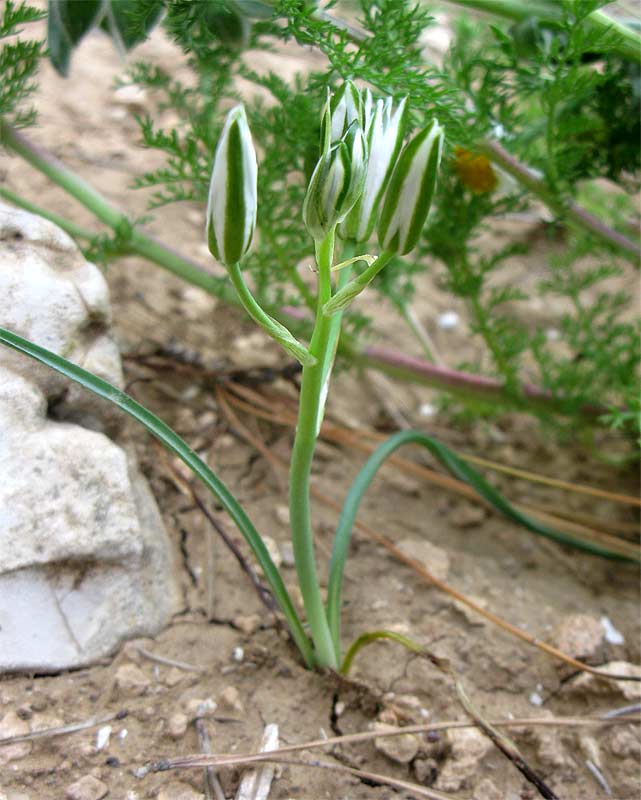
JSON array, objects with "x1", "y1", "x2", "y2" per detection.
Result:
[
  {"x1": 320, "y1": 79, "x2": 362, "y2": 151},
  {"x1": 303, "y1": 121, "x2": 367, "y2": 241},
  {"x1": 377, "y1": 119, "x2": 444, "y2": 255},
  {"x1": 339, "y1": 94, "x2": 407, "y2": 243},
  {"x1": 207, "y1": 105, "x2": 257, "y2": 266}
]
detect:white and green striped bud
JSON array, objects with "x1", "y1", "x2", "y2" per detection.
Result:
[
  {"x1": 303, "y1": 120, "x2": 367, "y2": 241},
  {"x1": 377, "y1": 119, "x2": 444, "y2": 256},
  {"x1": 338, "y1": 93, "x2": 408, "y2": 243},
  {"x1": 207, "y1": 105, "x2": 257, "y2": 267},
  {"x1": 320, "y1": 79, "x2": 362, "y2": 152}
]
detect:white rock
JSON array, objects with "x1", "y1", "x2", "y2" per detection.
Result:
[
  {"x1": 0, "y1": 203, "x2": 178, "y2": 673},
  {"x1": 65, "y1": 775, "x2": 108, "y2": 800}
]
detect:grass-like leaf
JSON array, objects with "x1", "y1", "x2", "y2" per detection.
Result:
[
  {"x1": 0, "y1": 326, "x2": 314, "y2": 668},
  {"x1": 326, "y1": 429, "x2": 638, "y2": 652}
]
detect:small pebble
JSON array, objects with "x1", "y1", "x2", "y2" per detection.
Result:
[
  {"x1": 233, "y1": 614, "x2": 261, "y2": 636},
  {"x1": 274, "y1": 504, "x2": 290, "y2": 525},
  {"x1": 164, "y1": 667, "x2": 186, "y2": 687},
  {"x1": 184, "y1": 697, "x2": 217, "y2": 718},
  {"x1": 167, "y1": 712, "x2": 189, "y2": 740},
  {"x1": 600, "y1": 615, "x2": 625, "y2": 645},
  {"x1": 114, "y1": 664, "x2": 150, "y2": 697},
  {"x1": 219, "y1": 686, "x2": 244, "y2": 713},
  {"x1": 450, "y1": 503, "x2": 486, "y2": 529},
  {"x1": 95, "y1": 725, "x2": 111, "y2": 751},
  {"x1": 418, "y1": 402, "x2": 437, "y2": 418},
  {"x1": 65, "y1": 775, "x2": 108, "y2": 800},
  {"x1": 437, "y1": 310, "x2": 459, "y2": 330},
  {"x1": 280, "y1": 541, "x2": 295, "y2": 567},
  {"x1": 112, "y1": 83, "x2": 147, "y2": 111},
  {"x1": 373, "y1": 722, "x2": 420, "y2": 764}
]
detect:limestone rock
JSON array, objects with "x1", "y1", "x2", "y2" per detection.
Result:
[{"x1": 0, "y1": 203, "x2": 178, "y2": 672}]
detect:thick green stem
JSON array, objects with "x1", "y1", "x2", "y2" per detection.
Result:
[{"x1": 288, "y1": 229, "x2": 342, "y2": 669}]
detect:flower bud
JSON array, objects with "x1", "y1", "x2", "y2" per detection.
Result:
[
  {"x1": 338, "y1": 94, "x2": 407, "y2": 243},
  {"x1": 320, "y1": 79, "x2": 362, "y2": 152},
  {"x1": 303, "y1": 121, "x2": 367, "y2": 241},
  {"x1": 207, "y1": 105, "x2": 257, "y2": 266},
  {"x1": 377, "y1": 119, "x2": 444, "y2": 256}
]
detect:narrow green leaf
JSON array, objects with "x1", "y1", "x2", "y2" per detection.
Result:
[
  {"x1": 0, "y1": 326, "x2": 314, "y2": 668},
  {"x1": 326, "y1": 430, "x2": 638, "y2": 653}
]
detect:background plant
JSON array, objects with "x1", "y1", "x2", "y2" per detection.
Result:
[{"x1": 1, "y1": 0, "x2": 639, "y2": 438}]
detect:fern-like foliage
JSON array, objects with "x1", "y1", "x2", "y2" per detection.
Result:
[
  {"x1": 0, "y1": 0, "x2": 45, "y2": 127},
  {"x1": 125, "y1": 0, "x2": 638, "y2": 434}
]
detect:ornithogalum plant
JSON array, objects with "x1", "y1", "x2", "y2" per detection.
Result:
[
  {"x1": 205, "y1": 81, "x2": 444, "y2": 668},
  {"x1": 4, "y1": 80, "x2": 620, "y2": 673}
]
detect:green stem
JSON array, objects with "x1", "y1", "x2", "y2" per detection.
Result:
[
  {"x1": 0, "y1": 187, "x2": 95, "y2": 240},
  {"x1": 0, "y1": 118, "x2": 235, "y2": 302},
  {"x1": 323, "y1": 249, "x2": 394, "y2": 316},
  {"x1": 227, "y1": 262, "x2": 315, "y2": 367},
  {"x1": 288, "y1": 228, "x2": 342, "y2": 669}
]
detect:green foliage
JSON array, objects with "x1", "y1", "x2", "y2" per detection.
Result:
[
  {"x1": 47, "y1": 0, "x2": 164, "y2": 76},
  {"x1": 2, "y1": 0, "x2": 639, "y2": 438},
  {"x1": 0, "y1": 1, "x2": 45, "y2": 127}
]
